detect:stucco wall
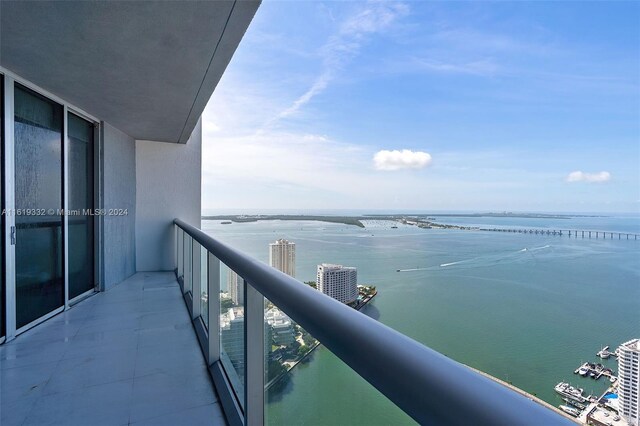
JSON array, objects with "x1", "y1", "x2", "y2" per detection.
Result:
[
  {"x1": 101, "y1": 122, "x2": 137, "y2": 289},
  {"x1": 135, "y1": 119, "x2": 202, "y2": 272}
]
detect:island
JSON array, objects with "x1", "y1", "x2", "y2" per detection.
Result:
[{"x1": 202, "y1": 212, "x2": 597, "y2": 230}]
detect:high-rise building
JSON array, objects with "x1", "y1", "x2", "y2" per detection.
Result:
[
  {"x1": 220, "y1": 307, "x2": 245, "y2": 380},
  {"x1": 618, "y1": 338, "x2": 640, "y2": 426},
  {"x1": 317, "y1": 264, "x2": 358, "y2": 304},
  {"x1": 228, "y1": 270, "x2": 244, "y2": 306},
  {"x1": 269, "y1": 239, "x2": 296, "y2": 277},
  {"x1": 265, "y1": 307, "x2": 295, "y2": 346}
]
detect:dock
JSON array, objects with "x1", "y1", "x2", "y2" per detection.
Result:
[{"x1": 573, "y1": 362, "x2": 617, "y2": 382}]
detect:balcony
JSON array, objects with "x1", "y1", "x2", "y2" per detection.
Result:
[{"x1": 1, "y1": 272, "x2": 225, "y2": 425}]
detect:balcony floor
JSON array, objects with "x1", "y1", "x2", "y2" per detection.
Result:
[{"x1": 1, "y1": 272, "x2": 225, "y2": 426}]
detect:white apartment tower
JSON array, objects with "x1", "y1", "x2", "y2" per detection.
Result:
[
  {"x1": 317, "y1": 264, "x2": 358, "y2": 304},
  {"x1": 618, "y1": 338, "x2": 640, "y2": 426},
  {"x1": 269, "y1": 239, "x2": 296, "y2": 277},
  {"x1": 227, "y1": 270, "x2": 244, "y2": 306}
]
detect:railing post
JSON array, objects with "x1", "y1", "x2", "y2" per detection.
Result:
[
  {"x1": 245, "y1": 280, "x2": 265, "y2": 426},
  {"x1": 184, "y1": 234, "x2": 192, "y2": 294},
  {"x1": 192, "y1": 239, "x2": 201, "y2": 319},
  {"x1": 177, "y1": 226, "x2": 183, "y2": 280},
  {"x1": 207, "y1": 252, "x2": 221, "y2": 365}
]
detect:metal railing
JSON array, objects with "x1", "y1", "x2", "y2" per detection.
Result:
[{"x1": 174, "y1": 218, "x2": 572, "y2": 426}]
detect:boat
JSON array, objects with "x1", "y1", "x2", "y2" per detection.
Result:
[
  {"x1": 589, "y1": 371, "x2": 597, "y2": 378},
  {"x1": 555, "y1": 382, "x2": 587, "y2": 403},
  {"x1": 391, "y1": 225, "x2": 398, "y2": 229},
  {"x1": 562, "y1": 397, "x2": 587, "y2": 410},
  {"x1": 610, "y1": 376, "x2": 617, "y2": 383},
  {"x1": 559, "y1": 405, "x2": 580, "y2": 417},
  {"x1": 578, "y1": 365, "x2": 589, "y2": 376},
  {"x1": 221, "y1": 221, "x2": 232, "y2": 225},
  {"x1": 597, "y1": 346, "x2": 612, "y2": 359}
]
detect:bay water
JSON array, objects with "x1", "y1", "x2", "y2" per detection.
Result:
[{"x1": 202, "y1": 215, "x2": 640, "y2": 425}]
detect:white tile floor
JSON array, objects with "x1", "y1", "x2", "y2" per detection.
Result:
[{"x1": 0, "y1": 272, "x2": 226, "y2": 426}]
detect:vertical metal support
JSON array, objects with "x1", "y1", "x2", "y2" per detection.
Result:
[
  {"x1": 3, "y1": 77, "x2": 16, "y2": 341},
  {"x1": 192, "y1": 239, "x2": 201, "y2": 319},
  {"x1": 245, "y1": 280, "x2": 265, "y2": 426},
  {"x1": 63, "y1": 105, "x2": 69, "y2": 309},
  {"x1": 184, "y1": 234, "x2": 192, "y2": 294},
  {"x1": 174, "y1": 224, "x2": 179, "y2": 273},
  {"x1": 177, "y1": 227, "x2": 183, "y2": 279},
  {"x1": 207, "y1": 252, "x2": 220, "y2": 365},
  {"x1": 93, "y1": 121, "x2": 101, "y2": 292},
  {"x1": 97, "y1": 122, "x2": 105, "y2": 292}
]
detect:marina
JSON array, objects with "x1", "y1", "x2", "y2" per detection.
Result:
[
  {"x1": 555, "y1": 345, "x2": 624, "y2": 424},
  {"x1": 573, "y1": 362, "x2": 616, "y2": 381}
]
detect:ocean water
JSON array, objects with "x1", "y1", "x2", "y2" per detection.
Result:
[{"x1": 201, "y1": 215, "x2": 640, "y2": 426}]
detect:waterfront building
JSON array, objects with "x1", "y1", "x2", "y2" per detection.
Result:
[
  {"x1": 317, "y1": 264, "x2": 358, "y2": 304},
  {"x1": 221, "y1": 307, "x2": 245, "y2": 380},
  {"x1": 618, "y1": 338, "x2": 640, "y2": 426},
  {"x1": 269, "y1": 239, "x2": 296, "y2": 277},
  {"x1": 228, "y1": 269, "x2": 244, "y2": 306},
  {"x1": 265, "y1": 307, "x2": 295, "y2": 346}
]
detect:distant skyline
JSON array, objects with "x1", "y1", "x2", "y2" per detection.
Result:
[{"x1": 202, "y1": 1, "x2": 639, "y2": 213}]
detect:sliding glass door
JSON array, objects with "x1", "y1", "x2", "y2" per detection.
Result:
[
  {"x1": 14, "y1": 84, "x2": 64, "y2": 329},
  {"x1": 1, "y1": 75, "x2": 98, "y2": 339},
  {"x1": 68, "y1": 113, "x2": 95, "y2": 299}
]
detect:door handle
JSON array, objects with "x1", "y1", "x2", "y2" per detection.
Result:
[{"x1": 10, "y1": 225, "x2": 16, "y2": 245}]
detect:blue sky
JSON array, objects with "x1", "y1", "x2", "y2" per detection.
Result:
[{"x1": 202, "y1": 1, "x2": 639, "y2": 213}]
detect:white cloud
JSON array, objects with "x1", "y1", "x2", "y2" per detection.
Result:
[
  {"x1": 373, "y1": 149, "x2": 432, "y2": 171},
  {"x1": 566, "y1": 171, "x2": 611, "y2": 183},
  {"x1": 416, "y1": 58, "x2": 499, "y2": 76},
  {"x1": 203, "y1": 119, "x2": 220, "y2": 133},
  {"x1": 267, "y1": 1, "x2": 408, "y2": 126}
]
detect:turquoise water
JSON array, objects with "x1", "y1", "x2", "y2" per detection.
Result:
[{"x1": 202, "y1": 215, "x2": 640, "y2": 425}]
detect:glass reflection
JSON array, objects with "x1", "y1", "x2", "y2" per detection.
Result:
[
  {"x1": 68, "y1": 113, "x2": 94, "y2": 299},
  {"x1": 14, "y1": 84, "x2": 63, "y2": 328}
]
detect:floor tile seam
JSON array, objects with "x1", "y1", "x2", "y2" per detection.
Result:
[
  {"x1": 40, "y1": 374, "x2": 136, "y2": 400},
  {"x1": 0, "y1": 357, "x2": 60, "y2": 372},
  {"x1": 129, "y1": 400, "x2": 223, "y2": 425},
  {"x1": 19, "y1": 363, "x2": 58, "y2": 426}
]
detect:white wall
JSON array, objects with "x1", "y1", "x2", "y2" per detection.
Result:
[
  {"x1": 135, "y1": 119, "x2": 202, "y2": 271},
  {"x1": 102, "y1": 122, "x2": 137, "y2": 289}
]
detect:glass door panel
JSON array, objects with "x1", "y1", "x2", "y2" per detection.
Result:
[
  {"x1": 68, "y1": 113, "x2": 94, "y2": 299},
  {"x1": 14, "y1": 84, "x2": 64, "y2": 329}
]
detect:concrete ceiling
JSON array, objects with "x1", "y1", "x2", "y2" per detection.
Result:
[{"x1": 0, "y1": 0, "x2": 259, "y2": 143}]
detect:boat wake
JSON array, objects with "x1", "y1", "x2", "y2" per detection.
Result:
[
  {"x1": 400, "y1": 245, "x2": 553, "y2": 272},
  {"x1": 440, "y1": 260, "x2": 467, "y2": 267}
]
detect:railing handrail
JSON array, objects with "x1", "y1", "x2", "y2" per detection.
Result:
[{"x1": 175, "y1": 219, "x2": 572, "y2": 425}]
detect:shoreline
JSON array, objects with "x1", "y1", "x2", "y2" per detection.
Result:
[
  {"x1": 467, "y1": 365, "x2": 580, "y2": 424},
  {"x1": 203, "y1": 215, "x2": 639, "y2": 237},
  {"x1": 266, "y1": 290, "x2": 378, "y2": 391}
]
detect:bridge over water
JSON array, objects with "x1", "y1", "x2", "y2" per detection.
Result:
[{"x1": 480, "y1": 228, "x2": 639, "y2": 240}]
